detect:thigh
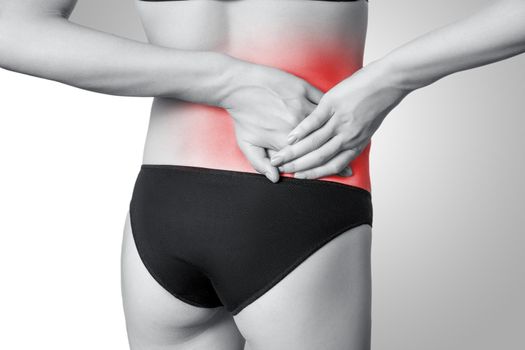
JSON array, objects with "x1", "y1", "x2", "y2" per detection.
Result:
[
  {"x1": 233, "y1": 224, "x2": 372, "y2": 350},
  {"x1": 120, "y1": 212, "x2": 245, "y2": 350}
]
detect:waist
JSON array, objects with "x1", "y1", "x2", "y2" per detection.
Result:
[
  {"x1": 142, "y1": 46, "x2": 371, "y2": 192},
  {"x1": 142, "y1": 101, "x2": 371, "y2": 193}
]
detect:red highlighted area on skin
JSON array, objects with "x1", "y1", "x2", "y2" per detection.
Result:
[{"x1": 182, "y1": 40, "x2": 371, "y2": 192}]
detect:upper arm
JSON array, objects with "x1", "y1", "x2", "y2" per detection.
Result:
[{"x1": 0, "y1": 0, "x2": 78, "y2": 19}]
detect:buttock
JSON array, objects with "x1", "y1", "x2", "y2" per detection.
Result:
[{"x1": 128, "y1": 164, "x2": 373, "y2": 315}]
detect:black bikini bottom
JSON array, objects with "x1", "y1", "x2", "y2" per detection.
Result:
[{"x1": 129, "y1": 164, "x2": 373, "y2": 315}]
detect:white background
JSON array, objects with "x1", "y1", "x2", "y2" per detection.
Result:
[{"x1": 0, "y1": 0, "x2": 524, "y2": 349}]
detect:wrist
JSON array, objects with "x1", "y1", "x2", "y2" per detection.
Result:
[
  {"x1": 162, "y1": 51, "x2": 247, "y2": 107},
  {"x1": 216, "y1": 55, "x2": 255, "y2": 109},
  {"x1": 370, "y1": 52, "x2": 431, "y2": 92}
]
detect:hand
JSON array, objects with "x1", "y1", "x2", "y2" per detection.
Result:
[
  {"x1": 270, "y1": 60, "x2": 412, "y2": 179},
  {"x1": 220, "y1": 61, "x2": 323, "y2": 183}
]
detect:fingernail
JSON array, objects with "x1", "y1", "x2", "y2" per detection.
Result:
[
  {"x1": 294, "y1": 172, "x2": 306, "y2": 179},
  {"x1": 270, "y1": 156, "x2": 282, "y2": 166},
  {"x1": 287, "y1": 134, "x2": 297, "y2": 144},
  {"x1": 266, "y1": 172, "x2": 278, "y2": 183}
]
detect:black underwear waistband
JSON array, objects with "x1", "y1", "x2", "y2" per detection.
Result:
[{"x1": 140, "y1": 164, "x2": 371, "y2": 197}]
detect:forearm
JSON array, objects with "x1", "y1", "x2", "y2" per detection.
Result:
[
  {"x1": 376, "y1": 0, "x2": 525, "y2": 91},
  {"x1": 0, "y1": 13, "x2": 240, "y2": 106}
]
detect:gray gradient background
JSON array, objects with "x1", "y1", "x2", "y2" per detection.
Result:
[{"x1": 71, "y1": 1, "x2": 524, "y2": 348}]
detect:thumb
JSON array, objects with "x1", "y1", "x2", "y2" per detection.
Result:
[{"x1": 238, "y1": 141, "x2": 280, "y2": 183}]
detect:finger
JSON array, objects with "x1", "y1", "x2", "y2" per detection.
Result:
[
  {"x1": 303, "y1": 84, "x2": 324, "y2": 105},
  {"x1": 298, "y1": 99, "x2": 318, "y2": 121},
  {"x1": 267, "y1": 148, "x2": 279, "y2": 159},
  {"x1": 277, "y1": 136, "x2": 344, "y2": 173},
  {"x1": 238, "y1": 141, "x2": 280, "y2": 183},
  {"x1": 294, "y1": 148, "x2": 357, "y2": 180},
  {"x1": 338, "y1": 166, "x2": 353, "y2": 177},
  {"x1": 271, "y1": 118, "x2": 335, "y2": 166},
  {"x1": 287, "y1": 101, "x2": 333, "y2": 144},
  {"x1": 321, "y1": 141, "x2": 371, "y2": 178}
]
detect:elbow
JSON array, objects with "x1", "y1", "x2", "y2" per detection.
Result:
[
  {"x1": 0, "y1": 9, "x2": 71, "y2": 73},
  {"x1": 0, "y1": 6, "x2": 72, "y2": 73},
  {"x1": 0, "y1": 14, "x2": 51, "y2": 73}
]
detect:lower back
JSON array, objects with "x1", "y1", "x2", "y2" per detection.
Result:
[{"x1": 138, "y1": 0, "x2": 371, "y2": 191}]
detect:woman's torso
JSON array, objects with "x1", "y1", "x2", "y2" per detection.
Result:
[{"x1": 135, "y1": 0, "x2": 371, "y2": 191}]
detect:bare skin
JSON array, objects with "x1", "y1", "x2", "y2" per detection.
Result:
[
  {"x1": 129, "y1": 1, "x2": 372, "y2": 348},
  {"x1": 272, "y1": 0, "x2": 525, "y2": 179},
  {"x1": 0, "y1": 0, "x2": 326, "y2": 183},
  {"x1": 1, "y1": 0, "x2": 372, "y2": 348},
  {"x1": 3, "y1": 0, "x2": 525, "y2": 349},
  {"x1": 121, "y1": 214, "x2": 372, "y2": 350},
  {"x1": 135, "y1": 0, "x2": 369, "y2": 187}
]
